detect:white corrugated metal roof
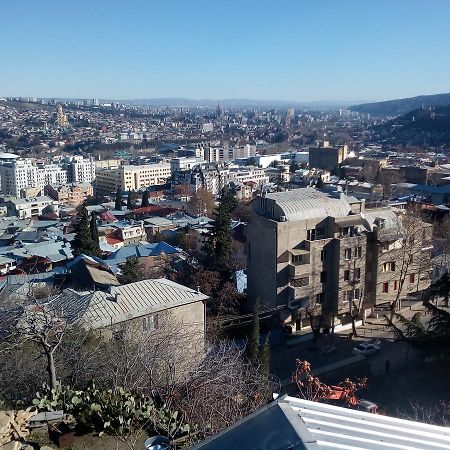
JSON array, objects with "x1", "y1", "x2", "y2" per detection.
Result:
[
  {"x1": 192, "y1": 396, "x2": 450, "y2": 450},
  {"x1": 362, "y1": 208, "x2": 400, "y2": 231},
  {"x1": 266, "y1": 189, "x2": 354, "y2": 221},
  {"x1": 286, "y1": 397, "x2": 450, "y2": 450}
]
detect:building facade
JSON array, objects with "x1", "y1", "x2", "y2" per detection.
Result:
[
  {"x1": 247, "y1": 188, "x2": 432, "y2": 332},
  {"x1": 309, "y1": 142, "x2": 348, "y2": 172},
  {"x1": 95, "y1": 163, "x2": 171, "y2": 197}
]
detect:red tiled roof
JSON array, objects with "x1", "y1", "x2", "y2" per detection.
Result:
[
  {"x1": 106, "y1": 236, "x2": 123, "y2": 245},
  {"x1": 100, "y1": 211, "x2": 117, "y2": 222}
]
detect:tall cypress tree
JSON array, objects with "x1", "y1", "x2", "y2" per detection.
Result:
[
  {"x1": 202, "y1": 188, "x2": 237, "y2": 272},
  {"x1": 247, "y1": 299, "x2": 260, "y2": 367},
  {"x1": 316, "y1": 175, "x2": 324, "y2": 188},
  {"x1": 72, "y1": 207, "x2": 94, "y2": 257},
  {"x1": 126, "y1": 191, "x2": 134, "y2": 210},
  {"x1": 115, "y1": 187, "x2": 122, "y2": 211},
  {"x1": 260, "y1": 333, "x2": 271, "y2": 379},
  {"x1": 90, "y1": 213, "x2": 102, "y2": 257},
  {"x1": 141, "y1": 190, "x2": 150, "y2": 208}
]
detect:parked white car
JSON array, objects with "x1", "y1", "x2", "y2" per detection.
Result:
[{"x1": 352, "y1": 342, "x2": 381, "y2": 356}]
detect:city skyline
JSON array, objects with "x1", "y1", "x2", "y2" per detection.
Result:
[{"x1": 2, "y1": 0, "x2": 450, "y2": 102}]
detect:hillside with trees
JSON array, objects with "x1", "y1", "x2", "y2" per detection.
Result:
[
  {"x1": 371, "y1": 105, "x2": 450, "y2": 146},
  {"x1": 349, "y1": 93, "x2": 450, "y2": 117}
]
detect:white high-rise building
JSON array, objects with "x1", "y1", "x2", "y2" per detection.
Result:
[
  {"x1": 0, "y1": 159, "x2": 41, "y2": 197},
  {"x1": 41, "y1": 164, "x2": 68, "y2": 186},
  {"x1": 0, "y1": 157, "x2": 95, "y2": 198},
  {"x1": 68, "y1": 156, "x2": 96, "y2": 183}
]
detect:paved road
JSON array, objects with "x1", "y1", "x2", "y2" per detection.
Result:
[{"x1": 271, "y1": 301, "x2": 427, "y2": 385}]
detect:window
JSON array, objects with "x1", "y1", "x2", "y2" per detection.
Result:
[
  {"x1": 344, "y1": 289, "x2": 360, "y2": 302},
  {"x1": 344, "y1": 269, "x2": 350, "y2": 281},
  {"x1": 342, "y1": 226, "x2": 355, "y2": 237},
  {"x1": 316, "y1": 227, "x2": 325, "y2": 237},
  {"x1": 409, "y1": 273, "x2": 415, "y2": 284},
  {"x1": 292, "y1": 277, "x2": 309, "y2": 287},
  {"x1": 382, "y1": 262, "x2": 396, "y2": 272},
  {"x1": 355, "y1": 247, "x2": 362, "y2": 258},
  {"x1": 143, "y1": 314, "x2": 158, "y2": 332},
  {"x1": 292, "y1": 254, "x2": 306, "y2": 264},
  {"x1": 354, "y1": 268, "x2": 361, "y2": 280},
  {"x1": 320, "y1": 271, "x2": 327, "y2": 283},
  {"x1": 307, "y1": 229, "x2": 316, "y2": 241},
  {"x1": 344, "y1": 248, "x2": 352, "y2": 260},
  {"x1": 394, "y1": 280, "x2": 398, "y2": 291},
  {"x1": 382, "y1": 282, "x2": 389, "y2": 293}
]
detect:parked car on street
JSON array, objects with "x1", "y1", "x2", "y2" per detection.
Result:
[
  {"x1": 357, "y1": 400, "x2": 379, "y2": 414},
  {"x1": 352, "y1": 342, "x2": 381, "y2": 356}
]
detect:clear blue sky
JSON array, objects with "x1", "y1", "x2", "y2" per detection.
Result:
[{"x1": 1, "y1": 0, "x2": 449, "y2": 102}]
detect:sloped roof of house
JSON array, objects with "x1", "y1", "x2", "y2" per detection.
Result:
[
  {"x1": 49, "y1": 278, "x2": 208, "y2": 328},
  {"x1": 192, "y1": 396, "x2": 450, "y2": 450},
  {"x1": 104, "y1": 241, "x2": 181, "y2": 273}
]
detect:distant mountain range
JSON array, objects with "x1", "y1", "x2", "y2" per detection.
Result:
[
  {"x1": 373, "y1": 104, "x2": 450, "y2": 146},
  {"x1": 118, "y1": 98, "x2": 357, "y2": 109},
  {"x1": 349, "y1": 93, "x2": 450, "y2": 117},
  {"x1": 27, "y1": 97, "x2": 363, "y2": 110}
]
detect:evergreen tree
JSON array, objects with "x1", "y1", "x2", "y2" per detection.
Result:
[
  {"x1": 141, "y1": 190, "x2": 150, "y2": 208},
  {"x1": 115, "y1": 187, "x2": 122, "y2": 211},
  {"x1": 247, "y1": 299, "x2": 260, "y2": 366},
  {"x1": 126, "y1": 191, "x2": 134, "y2": 210},
  {"x1": 72, "y1": 207, "x2": 94, "y2": 257},
  {"x1": 202, "y1": 188, "x2": 237, "y2": 272},
  {"x1": 120, "y1": 256, "x2": 145, "y2": 284},
  {"x1": 290, "y1": 162, "x2": 299, "y2": 173},
  {"x1": 316, "y1": 175, "x2": 324, "y2": 188},
  {"x1": 89, "y1": 213, "x2": 102, "y2": 257},
  {"x1": 260, "y1": 333, "x2": 271, "y2": 379}
]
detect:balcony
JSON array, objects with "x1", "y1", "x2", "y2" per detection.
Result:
[{"x1": 289, "y1": 262, "x2": 310, "y2": 278}]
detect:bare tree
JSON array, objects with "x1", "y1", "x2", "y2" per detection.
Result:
[
  {"x1": 188, "y1": 188, "x2": 216, "y2": 217},
  {"x1": 382, "y1": 205, "x2": 432, "y2": 315},
  {"x1": 172, "y1": 340, "x2": 275, "y2": 438},
  {"x1": 0, "y1": 295, "x2": 75, "y2": 390},
  {"x1": 398, "y1": 400, "x2": 450, "y2": 426}
]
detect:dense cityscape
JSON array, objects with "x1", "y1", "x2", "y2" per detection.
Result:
[{"x1": 1, "y1": 1, "x2": 450, "y2": 449}]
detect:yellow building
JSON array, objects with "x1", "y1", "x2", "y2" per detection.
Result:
[{"x1": 95, "y1": 163, "x2": 171, "y2": 197}]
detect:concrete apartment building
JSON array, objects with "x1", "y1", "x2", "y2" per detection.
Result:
[
  {"x1": 67, "y1": 155, "x2": 96, "y2": 183},
  {"x1": 44, "y1": 183, "x2": 93, "y2": 206},
  {"x1": 5, "y1": 196, "x2": 54, "y2": 219},
  {"x1": 0, "y1": 157, "x2": 95, "y2": 198},
  {"x1": 247, "y1": 188, "x2": 432, "y2": 332},
  {"x1": 309, "y1": 141, "x2": 348, "y2": 172},
  {"x1": 95, "y1": 163, "x2": 171, "y2": 196}
]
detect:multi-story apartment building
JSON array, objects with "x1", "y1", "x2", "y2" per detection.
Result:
[
  {"x1": 202, "y1": 144, "x2": 256, "y2": 163},
  {"x1": 95, "y1": 163, "x2": 171, "y2": 197},
  {"x1": 0, "y1": 157, "x2": 95, "y2": 198},
  {"x1": 5, "y1": 196, "x2": 54, "y2": 219},
  {"x1": 309, "y1": 141, "x2": 348, "y2": 172},
  {"x1": 222, "y1": 167, "x2": 270, "y2": 188},
  {"x1": 44, "y1": 183, "x2": 93, "y2": 206},
  {"x1": 247, "y1": 188, "x2": 432, "y2": 332},
  {"x1": 68, "y1": 156, "x2": 96, "y2": 183},
  {"x1": 40, "y1": 164, "x2": 68, "y2": 186},
  {"x1": 0, "y1": 159, "x2": 41, "y2": 197}
]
